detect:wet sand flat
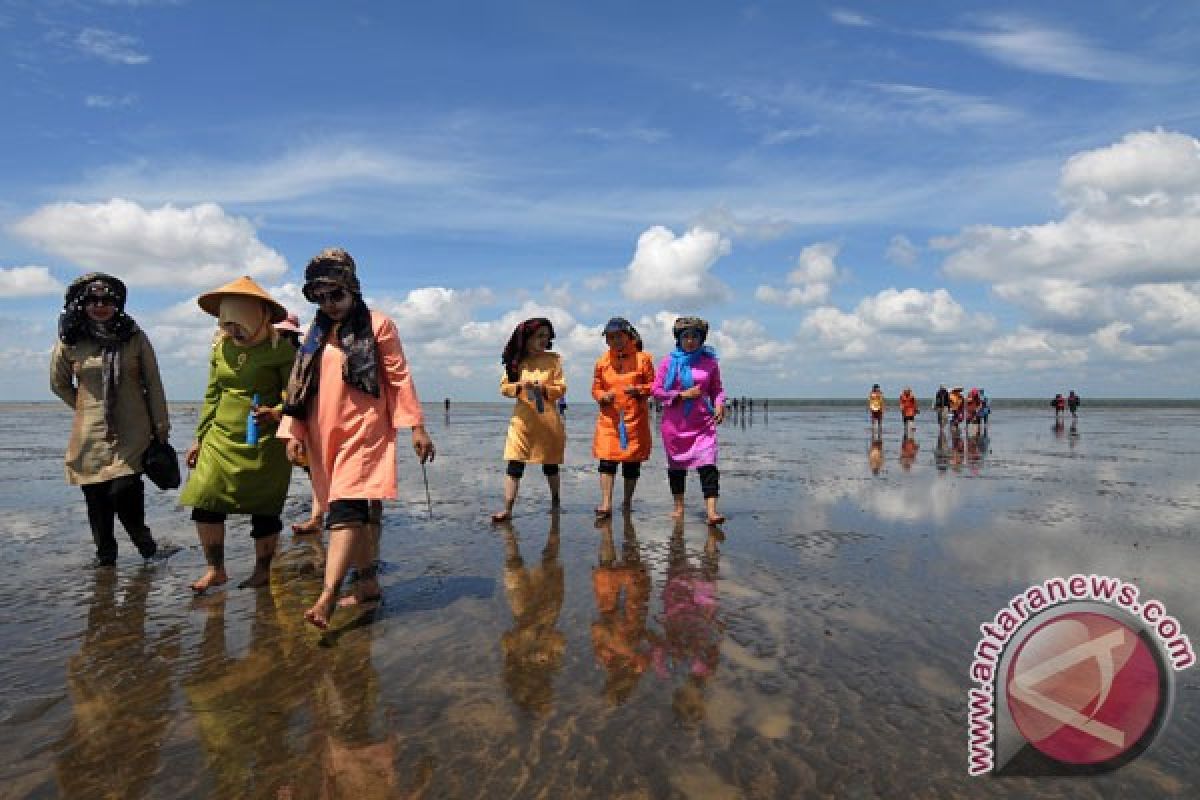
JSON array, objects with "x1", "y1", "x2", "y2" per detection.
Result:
[{"x1": 0, "y1": 402, "x2": 1197, "y2": 798}]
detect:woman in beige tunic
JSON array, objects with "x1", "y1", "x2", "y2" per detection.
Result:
[
  {"x1": 491, "y1": 318, "x2": 566, "y2": 522},
  {"x1": 50, "y1": 273, "x2": 174, "y2": 567}
]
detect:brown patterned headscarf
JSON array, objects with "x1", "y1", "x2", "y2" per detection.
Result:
[{"x1": 283, "y1": 248, "x2": 379, "y2": 419}]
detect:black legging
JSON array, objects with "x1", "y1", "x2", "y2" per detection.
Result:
[
  {"x1": 668, "y1": 465, "x2": 719, "y2": 498},
  {"x1": 82, "y1": 475, "x2": 156, "y2": 562},
  {"x1": 597, "y1": 460, "x2": 641, "y2": 479},
  {"x1": 506, "y1": 461, "x2": 560, "y2": 478},
  {"x1": 190, "y1": 507, "x2": 283, "y2": 539}
]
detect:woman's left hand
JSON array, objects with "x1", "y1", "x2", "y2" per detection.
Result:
[
  {"x1": 253, "y1": 406, "x2": 282, "y2": 425},
  {"x1": 713, "y1": 403, "x2": 726, "y2": 424},
  {"x1": 411, "y1": 426, "x2": 436, "y2": 464}
]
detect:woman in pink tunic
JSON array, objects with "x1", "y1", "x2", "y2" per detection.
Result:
[
  {"x1": 278, "y1": 248, "x2": 436, "y2": 629},
  {"x1": 651, "y1": 316, "x2": 727, "y2": 525}
]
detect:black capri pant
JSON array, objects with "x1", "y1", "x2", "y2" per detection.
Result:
[
  {"x1": 668, "y1": 465, "x2": 719, "y2": 498},
  {"x1": 598, "y1": 460, "x2": 642, "y2": 479},
  {"x1": 191, "y1": 508, "x2": 283, "y2": 539},
  {"x1": 506, "y1": 460, "x2": 560, "y2": 478}
]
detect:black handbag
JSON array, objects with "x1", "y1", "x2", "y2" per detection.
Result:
[
  {"x1": 142, "y1": 437, "x2": 181, "y2": 490},
  {"x1": 139, "y1": 369, "x2": 180, "y2": 490}
]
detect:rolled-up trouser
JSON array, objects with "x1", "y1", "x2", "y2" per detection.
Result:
[
  {"x1": 597, "y1": 460, "x2": 641, "y2": 479},
  {"x1": 82, "y1": 475, "x2": 157, "y2": 562},
  {"x1": 190, "y1": 507, "x2": 283, "y2": 539},
  {"x1": 506, "y1": 461, "x2": 559, "y2": 478},
  {"x1": 667, "y1": 465, "x2": 719, "y2": 498}
]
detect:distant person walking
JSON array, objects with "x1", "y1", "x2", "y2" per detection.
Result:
[
  {"x1": 492, "y1": 318, "x2": 566, "y2": 522},
  {"x1": 867, "y1": 384, "x2": 885, "y2": 434},
  {"x1": 1052, "y1": 393, "x2": 1065, "y2": 423},
  {"x1": 949, "y1": 387, "x2": 965, "y2": 429},
  {"x1": 652, "y1": 316, "x2": 727, "y2": 525},
  {"x1": 1067, "y1": 390, "x2": 1081, "y2": 419},
  {"x1": 180, "y1": 276, "x2": 296, "y2": 593},
  {"x1": 50, "y1": 273, "x2": 176, "y2": 567},
  {"x1": 898, "y1": 387, "x2": 918, "y2": 437},
  {"x1": 933, "y1": 384, "x2": 950, "y2": 427},
  {"x1": 591, "y1": 317, "x2": 655, "y2": 517}
]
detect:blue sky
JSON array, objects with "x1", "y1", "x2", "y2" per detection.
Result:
[{"x1": 3, "y1": 1, "x2": 1200, "y2": 401}]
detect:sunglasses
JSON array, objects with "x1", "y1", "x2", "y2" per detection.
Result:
[
  {"x1": 84, "y1": 295, "x2": 116, "y2": 307},
  {"x1": 312, "y1": 288, "x2": 347, "y2": 306},
  {"x1": 679, "y1": 329, "x2": 703, "y2": 339}
]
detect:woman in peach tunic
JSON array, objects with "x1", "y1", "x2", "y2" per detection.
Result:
[
  {"x1": 591, "y1": 317, "x2": 655, "y2": 517},
  {"x1": 279, "y1": 248, "x2": 435, "y2": 629}
]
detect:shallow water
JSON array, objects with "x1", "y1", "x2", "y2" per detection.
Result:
[{"x1": 0, "y1": 403, "x2": 1197, "y2": 798}]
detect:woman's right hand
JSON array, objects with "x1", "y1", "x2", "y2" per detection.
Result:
[
  {"x1": 185, "y1": 441, "x2": 200, "y2": 469},
  {"x1": 287, "y1": 439, "x2": 306, "y2": 464},
  {"x1": 680, "y1": 386, "x2": 703, "y2": 400}
]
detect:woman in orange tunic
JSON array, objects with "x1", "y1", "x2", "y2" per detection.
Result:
[
  {"x1": 591, "y1": 317, "x2": 655, "y2": 517},
  {"x1": 278, "y1": 248, "x2": 435, "y2": 629}
]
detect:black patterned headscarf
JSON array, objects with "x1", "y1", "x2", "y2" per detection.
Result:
[
  {"x1": 58, "y1": 273, "x2": 140, "y2": 438},
  {"x1": 502, "y1": 318, "x2": 555, "y2": 382},
  {"x1": 284, "y1": 248, "x2": 379, "y2": 419}
]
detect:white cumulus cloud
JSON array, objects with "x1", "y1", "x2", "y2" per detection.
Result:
[
  {"x1": 622, "y1": 226, "x2": 731, "y2": 305},
  {"x1": 0, "y1": 266, "x2": 63, "y2": 298},
  {"x1": 11, "y1": 199, "x2": 288, "y2": 288},
  {"x1": 756, "y1": 241, "x2": 842, "y2": 307}
]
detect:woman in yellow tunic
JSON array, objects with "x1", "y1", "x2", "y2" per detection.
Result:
[
  {"x1": 491, "y1": 318, "x2": 566, "y2": 522},
  {"x1": 179, "y1": 277, "x2": 296, "y2": 593},
  {"x1": 591, "y1": 317, "x2": 655, "y2": 517}
]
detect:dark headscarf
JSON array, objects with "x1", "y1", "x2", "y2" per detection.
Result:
[
  {"x1": 283, "y1": 248, "x2": 379, "y2": 419},
  {"x1": 58, "y1": 273, "x2": 140, "y2": 438},
  {"x1": 603, "y1": 316, "x2": 643, "y2": 352},
  {"x1": 671, "y1": 316, "x2": 709, "y2": 345},
  {"x1": 502, "y1": 317, "x2": 555, "y2": 382}
]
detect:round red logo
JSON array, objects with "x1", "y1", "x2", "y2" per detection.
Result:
[{"x1": 1006, "y1": 611, "x2": 1164, "y2": 765}]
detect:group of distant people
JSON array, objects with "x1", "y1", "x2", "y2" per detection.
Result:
[
  {"x1": 1052, "y1": 390, "x2": 1082, "y2": 422},
  {"x1": 866, "y1": 383, "x2": 991, "y2": 437}
]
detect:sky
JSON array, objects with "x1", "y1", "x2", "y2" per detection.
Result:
[{"x1": 3, "y1": 0, "x2": 1200, "y2": 402}]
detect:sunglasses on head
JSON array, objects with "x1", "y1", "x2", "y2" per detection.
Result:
[
  {"x1": 312, "y1": 287, "x2": 347, "y2": 306},
  {"x1": 84, "y1": 295, "x2": 116, "y2": 307}
]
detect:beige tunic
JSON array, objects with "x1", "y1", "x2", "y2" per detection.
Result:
[
  {"x1": 500, "y1": 351, "x2": 566, "y2": 464},
  {"x1": 50, "y1": 332, "x2": 170, "y2": 486}
]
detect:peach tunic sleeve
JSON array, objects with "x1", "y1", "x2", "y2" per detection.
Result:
[{"x1": 277, "y1": 311, "x2": 423, "y2": 511}]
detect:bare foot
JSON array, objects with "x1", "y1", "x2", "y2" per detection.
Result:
[
  {"x1": 237, "y1": 569, "x2": 271, "y2": 589},
  {"x1": 594, "y1": 507, "x2": 612, "y2": 518},
  {"x1": 491, "y1": 510, "x2": 512, "y2": 523},
  {"x1": 706, "y1": 514, "x2": 726, "y2": 525},
  {"x1": 190, "y1": 569, "x2": 228, "y2": 594},
  {"x1": 292, "y1": 517, "x2": 323, "y2": 535},
  {"x1": 337, "y1": 583, "x2": 381, "y2": 610},
  {"x1": 304, "y1": 586, "x2": 338, "y2": 630}
]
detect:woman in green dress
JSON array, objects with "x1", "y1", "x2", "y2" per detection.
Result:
[{"x1": 180, "y1": 276, "x2": 296, "y2": 592}]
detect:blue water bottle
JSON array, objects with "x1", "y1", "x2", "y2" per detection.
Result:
[
  {"x1": 246, "y1": 393, "x2": 260, "y2": 445},
  {"x1": 618, "y1": 410, "x2": 629, "y2": 450}
]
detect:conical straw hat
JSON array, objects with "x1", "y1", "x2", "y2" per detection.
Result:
[{"x1": 196, "y1": 276, "x2": 287, "y2": 323}]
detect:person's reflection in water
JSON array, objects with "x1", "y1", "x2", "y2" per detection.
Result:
[
  {"x1": 183, "y1": 588, "x2": 301, "y2": 798},
  {"x1": 500, "y1": 512, "x2": 565, "y2": 715},
  {"x1": 653, "y1": 520, "x2": 724, "y2": 726},
  {"x1": 1069, "y1": 420, "x2": 1080, "y2": 449},
  {"x1": 899, "y1": 433, "x2": 919, "y2": 471},
  {"x1": 966, "y1": 433, "x2": 989, "y2": 475},
  {"x1": 591, "y1": 512, "x2": 652, "y2": 705},
  {"x1": 56, "y1": 570, "x2": 178, "y2": 799},
  {"x1": 868, "y1": 432, "x2": 884, "y2": 475},
  {"x1": 950, "y1": 425, "x2": 965, "y2": 472},
  {"x1": 933, "y1": 428, "x2": 950, "y2": 472},
  {"x1": 1054, "y1": 417, "x2": 1066, "y2": 439}
]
